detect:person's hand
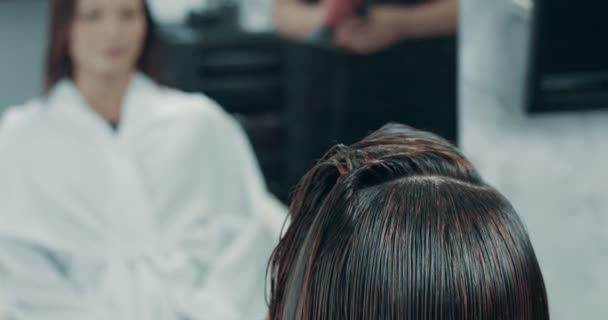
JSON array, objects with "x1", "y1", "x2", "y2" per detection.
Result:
[
  {"x1": 324, "y1": 0, "x2": 362, "y2": 26},
  {"x1": 334, "y1": 5, "x2": 404, "y2": 54}
]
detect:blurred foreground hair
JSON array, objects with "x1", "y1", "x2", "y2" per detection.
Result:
[{"x1": 268, "y1": 123, "x2": 549, "y2": 320}]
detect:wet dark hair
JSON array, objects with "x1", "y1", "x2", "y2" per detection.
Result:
[
  {"x1": 44, "y1": 0, "x2": 163, "y2": 92},
  {"x1": 268, "y1": 123, "x2": 549, "y2": 320}
]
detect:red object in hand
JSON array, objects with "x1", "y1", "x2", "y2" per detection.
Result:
[{"x1": 323, "y1": 0, "x2": 362, "y2": 26}]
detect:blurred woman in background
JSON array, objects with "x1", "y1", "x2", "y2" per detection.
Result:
[
  {"x1": 268, "y1": 123, "x2": 549, "y2": 320},
  {"x1": 0, "y1": 0, "x2": 284, "y2": 318}
]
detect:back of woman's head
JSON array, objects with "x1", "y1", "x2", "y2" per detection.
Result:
[{"x1": 268, "y1": 123, "x2": 549, "y2": 320}]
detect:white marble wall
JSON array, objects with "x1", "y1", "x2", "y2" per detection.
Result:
[{"x1": 460, "y1": 0, "x2": 608, "y2": 318}]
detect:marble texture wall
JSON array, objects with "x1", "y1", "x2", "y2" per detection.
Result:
[{"x1": 460, "y1": 0, "x2": 608, "y2": 318}]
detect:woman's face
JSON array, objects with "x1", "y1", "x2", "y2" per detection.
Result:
[{"x1": 69, "y1": 0, "x2": 147, "y2": 78}]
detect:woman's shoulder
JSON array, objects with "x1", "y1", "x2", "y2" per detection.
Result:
[
  {"x1": 0, "y1": 98, "x2": 47, "y2": 163},
  {"x1": 0, "y1": 98, "x2": 46, "y2": 141},
  {"x1": 153, "y1": 85, "x2": 239, "y2": 130}
]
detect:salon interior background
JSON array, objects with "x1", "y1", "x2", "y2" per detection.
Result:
[{"x1": 1, "y1": 0, "x2": 607, "y2": 318}]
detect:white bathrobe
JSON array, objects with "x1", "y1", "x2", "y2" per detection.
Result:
[{"x1": 0, "y1": 73, "x2": 286, "y2": 320}]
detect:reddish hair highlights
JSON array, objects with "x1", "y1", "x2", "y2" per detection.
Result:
[{"x1": 268, "y1": 123, "x2": 549, "y2": 320}]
